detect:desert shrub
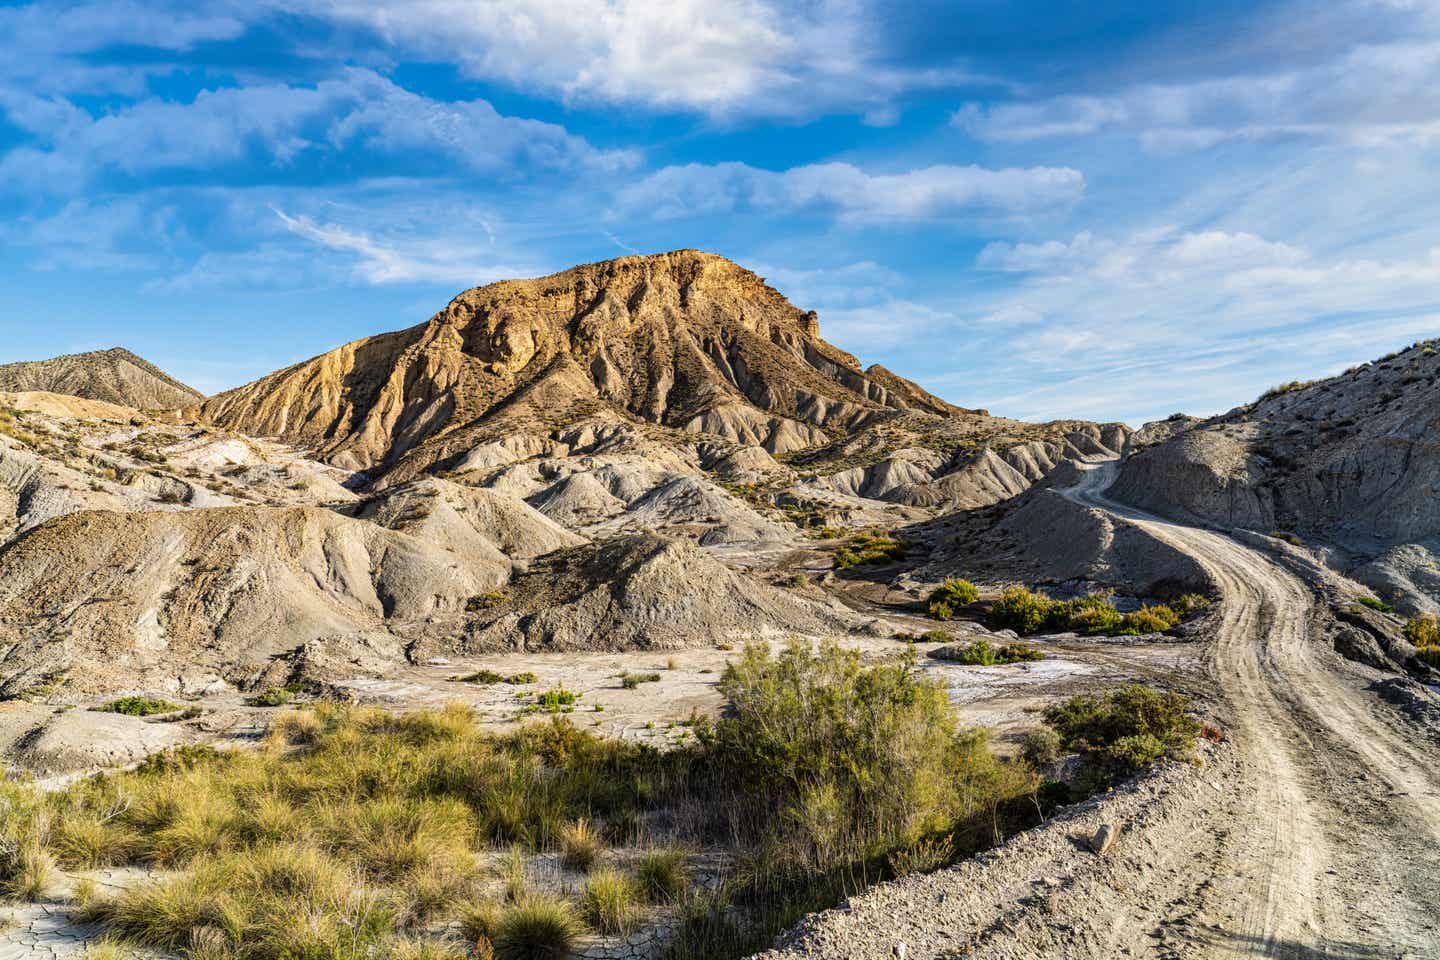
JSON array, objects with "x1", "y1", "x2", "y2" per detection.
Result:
[
  {"x1": 1043, "y1": 684, "x2": 1199, "y2": 789},
  {"x1": 0, "y1": 784, "x2": 54, "y2": 902},
  {"x1": 1168, "y1": 594, "x2": 1211, "y2": 616},
  {"x1": 467, "y1": 592, "x2": 510, "y2": 612},
  {"x1": 506, "y1": 672, "x2": 539, "y2": 685},
  {"x1": 558, "y1": 819, "x2": 602, "y2": 871},
  {"x1": 937, "y1": 638, "x2": 1045, "y2": 666},
  {"x1": 580, "y1": 867, "x2": 640, "y2": 934},
  {"x1": 710, "y1": 640, "x2": 1034, "y2": 875},
  {"x1": 93, "y1": 696, "x2": 182, "y2": 717},
  {"x1": 1020, "y1": 728, "x2": 1061, "y2": 768},
  {"x1": 1065, "y1": 598, "x2": 1123, "y2": 635},
  {"x1": 620, "y1": 672, "x2": 661, "y2": 689},
  {"x1": 634, "y1": 848, "x2": 688, "y2": 902},
  {"x1": 1356, "y1": 596, "x2": 1394, "y2": 614},
  {"x1": 1404, "y1": 615, "x2": 1440, "y2": 668},
  {"x1": 458, "y1": 899, "x2": 502, "y2": 942},
  {"x1": 1259, "y1": 380, "x2": 1317, "y2": 401},
  {"x1": 988, "y1": 586, "x2": 1057, "y2": 635},
  {"x1": 460, "y1": 670, "x2": 504, "y2": 685},
  {"x1": 927, "y1": 579, "x2": 978, "y2": 620},
  {"x1": 534, "y1": 687, "x2": 580, "y2": 713},
  {"x1": 1116, "y1": 605, "x2": 1181, "y2": 635},
  {"x1": 244, "y1": 687, "x2": 295, "y2": 707},
  {"x1": 491, "y1": 896, "x2": 584, "y2": 960},
  {"x1": 886, "y1": 834, "x2": 955, "y2": 878},
  {"x1": 834, "y1": 533, "x2": 906, "y2": 570},
  {"x1": 1268, "y1": 530, "x2": 1303, "y2": 546}
]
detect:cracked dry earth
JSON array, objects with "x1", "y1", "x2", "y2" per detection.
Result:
[{"x1": 757, "y1": 461, "x2": 1440, "y2": 960}]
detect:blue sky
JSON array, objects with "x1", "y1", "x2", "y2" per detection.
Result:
[{"x1": 2, "y1": 0, "x2": 1438, "y2": 425}]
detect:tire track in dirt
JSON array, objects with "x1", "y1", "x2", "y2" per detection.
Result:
[{"x1": 756, "y1": 459, "x2": 1440, "y2": 959}]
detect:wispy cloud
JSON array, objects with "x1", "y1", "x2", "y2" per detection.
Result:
[
  {"x1": 955, "y1": 35, "x2": 1440, "y2": 151},
  {"x1": 271, "y1": 206, "x2": 533, "y2": 286},
  {"x1": 614, "y1": 161, "x2": 1084, "y2": 223}
]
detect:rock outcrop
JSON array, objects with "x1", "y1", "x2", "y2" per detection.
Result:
[{"x1": 192, "y1": 250, "x2": 959, "y2": 474}]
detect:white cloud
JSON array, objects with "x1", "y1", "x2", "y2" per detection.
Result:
[
  {"x1": 955, "y1": 39, "x2": 1440, "y2": 150},
  {"x1": 281, "y1": 0, "x2": 987, "y2": 119},
  {"x1": 0, "y1": 69, "x2": 631, "y2": 192},
  {"x1": 271, "y1": 207, "x2": 533, "y2": 286},
  {"x1": 614, "y1": 161, "x2": 1083, "y2": 223},
  {"x1": 953, "y1": 225, "x2": 1440, "y2": 423}
]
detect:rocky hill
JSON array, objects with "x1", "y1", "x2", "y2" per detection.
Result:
[
  {"x1": 0, "y1": 347, "x2": 203, "y2": 409},
  {"x1": 193, "y1": 250, "x2": 1051, "y2": 475},
  {"x1": 1111, "y1": 338, "x2": 1440, "y2": 612}
]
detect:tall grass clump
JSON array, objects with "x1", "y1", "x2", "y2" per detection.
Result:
[
  {"x1": 580, "y1": 867, "x2": 640, "y2": 934},
  {"x1": 491, "y1": 896, "x2": 584, "y2": 960}
]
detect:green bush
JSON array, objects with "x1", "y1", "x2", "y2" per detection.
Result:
[
  {"x1": 459, "y1": 670, "x2": 505, "y2": 685},
  {"x1": 620, "y1": 672, "x2": 660, "y2": 690},
  {"x1": 938, "y1": 638, "x2": 1045, "y2": 666},
  {"x1": 92, "y1": 697, "x2": 183, "y2": 717},
  {"x1": 534, "y1": 688, "x2": 580, "y2": 713},
  {"x1": 245, "y1": 688, "x2": 295, "y2": 707},
  {"x1": 989, "y1": 589, "x2": 1191, "y2": 638},
  {"x1": 988, "y1": 586, "x2": 1056, "y2": 635},
  {"x1": 1404, "y1": 615, "x2": 1440, "y2": 668},
  {"x1": 1020, "y1": 729, "x2": 1061, "y2": 768},
  {"x1": 710, "y1": 640, "x2": 1033, "y2": 875},
  {"x1": 1043, "y1": 684, "x2": 1199, "y2": 789},
  {"x1": 467, "y1": 592, "x2": 510, "y2": 612},
  {"x1": 1357, "y1": 596, "x2": 1394, "y2": 614},
  {"x1": 927, "y1": 579, "x2": 979, "y2": 620},
  {"x1": 834, "y1": 533, "x2": 906, "y2": 570},
  {"x1": 1116, "y1": 605, "x2": 1181, "y2": 635}
]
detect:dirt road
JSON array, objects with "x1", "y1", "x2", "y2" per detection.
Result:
[{"x1": 759, "y1": 460, "x2": 1440, "y2": 960}]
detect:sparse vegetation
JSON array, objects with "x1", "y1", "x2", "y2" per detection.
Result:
[
  {"x1": 1268, "y1": 530, "x2": 1303, "y2": 546},
  {"x1": 1259, "y1": 380, "x2": 1317, "y2": 401},
  {"x1": 834, "y1": 532, "x2": 907, "y2": 569},
  {"x1": 620, "y1": 672, "x2": 661, "y2": 689},
  {"x1": 1043, "y1": 684, "x2": 1200, "y2": 790},
  {"x1": 0, "y1": 647, "x2": 1060, "y2": 958},
  {"x1": 558, "y1": 819, "x2": 602, "y2": 871},
  {"x1": 936, "y1": 638, "x2": 1045, "y2": 666},
  {"x1": 467, "y1": 592, "x2": 510, "y2": 612},
  {"x1": 1356, "y1": 596, "x2": 1394, "y2": 614},
  {"x1": 1404, "y1": 614, "x2": 1440, "y2": 668},
  {"x1": 987, "y1": 586, "x2": 1194, "y2": 637},
  {"x1": 927, "y1": 578, "x2": 978, "y2": 620},
  {"x1": 92, "y1": 696, "x2": 183, "y2": 717}
]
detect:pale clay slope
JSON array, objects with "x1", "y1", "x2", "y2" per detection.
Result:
[{"x1": 1112, "y1": 338, "x2": 1440, "y2": 612}]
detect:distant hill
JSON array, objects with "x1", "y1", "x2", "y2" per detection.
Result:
[
  {"x1": 1112, "y1": 338, "x2": 1440, "y2": 612},
  {"x1": 0, "y1": 347, "x2": 204, "y2": 409}
]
